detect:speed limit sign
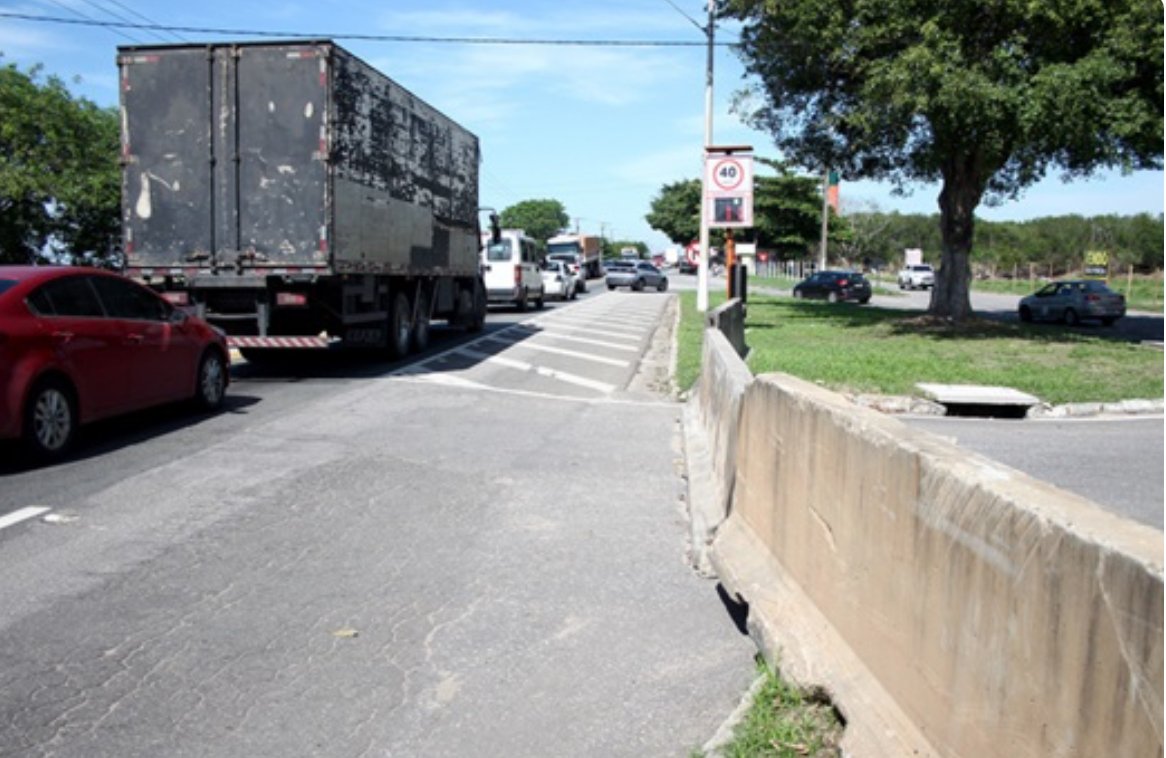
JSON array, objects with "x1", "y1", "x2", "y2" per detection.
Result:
[
  {"x1": 711, "y1": 159, "x2": 746, "y2": 191},
  {"x1": 704, "y1": 148, "x2": 753, "y2": 228}
]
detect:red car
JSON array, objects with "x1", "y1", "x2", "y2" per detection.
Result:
[{"x1": 0, "y1": 266, "x2": 229, "y2": 459}]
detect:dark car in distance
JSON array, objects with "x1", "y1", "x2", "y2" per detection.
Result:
[
  {"x1": 792, "y1": 271, "x2": 872, "y2": 304},
  {"x1": 0, "y1": 266, "x2": 230, "y2": 460}
]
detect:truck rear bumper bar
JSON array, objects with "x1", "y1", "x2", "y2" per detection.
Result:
[{"x1": 229, "y1": 336, "x2": 335, "y2": 349}]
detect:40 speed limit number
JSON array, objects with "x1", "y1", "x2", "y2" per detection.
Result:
[{"x1": 710, "y1": 158, "x2": 747, "y2": 191}]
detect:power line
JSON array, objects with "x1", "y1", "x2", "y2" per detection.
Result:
[
  {"x1": 76, "y1": 0, "x2": 165, "y2": 42},
  {"x1": 659, "y1": 0, "x2": 707, "y2": 35},
  {"x1": 86, "y1": 0, "x2": 189, "y2": 43},
  {"x1": 35, "y1": 1, "x2": 143, "y2": 43},
  {"x1": 0, "y1": 11, "x2": 737, "y2": 47}
]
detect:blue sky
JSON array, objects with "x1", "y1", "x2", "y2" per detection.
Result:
[{"x1": 2, "y1": 0, "x2": 1162, "y2": 251}]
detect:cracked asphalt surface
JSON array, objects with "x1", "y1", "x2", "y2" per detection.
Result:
[{"x1": 0, "y1": 291, "x2": 756, "y2": 757}]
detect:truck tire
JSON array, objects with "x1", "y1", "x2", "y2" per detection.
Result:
[
  {"x1": 389, "y1": 292, "x2": 412, "y2": 358},
  {"x1": 470, "y1": 280, "x2": 486, "y2": 332},
  {"x1": 412, "y1": 288, "x2": 432, "y2": 352}
]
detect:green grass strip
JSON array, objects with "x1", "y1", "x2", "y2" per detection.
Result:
[
  {"x1": 678, "y1": 293, "x2": 1162, "y2": 405},
  {"x1": 695, "y1": 657, "x2": 843, "y2": 758}
]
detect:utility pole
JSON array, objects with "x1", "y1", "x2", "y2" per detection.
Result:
[
  {"x1": 818, "y1": 169, "x2": 829, "y2": 272},
  {"x1": 697, "y1": 0, "x2": 715, "y2": 313}
]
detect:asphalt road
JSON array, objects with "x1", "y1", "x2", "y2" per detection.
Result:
[
  {"x1": 902, "y1": 414, "x2": 1164, "y2": 530},
  {"x1": 0, "y1": 287, "x2": 756, "y2": 757},
  {"x1": 0, "y1": 271, "x2": 1159, "y2": 755}
]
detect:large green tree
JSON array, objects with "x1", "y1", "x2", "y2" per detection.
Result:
[
  {"x1": 645, "y1": 179, "x2": 702, "y2": 246},
  {"x1": 499, "y1": 199, "x2": 569, "y2": 247},
  {"x1": 722, "y1": 0, "x2": 1163, "y2": 321},
  {"x1": 0, "y1": 61, "x2": 120, "y2": 265},
  {"x1": 751, "y1": 159, "x2": 826, "y2": 258}
]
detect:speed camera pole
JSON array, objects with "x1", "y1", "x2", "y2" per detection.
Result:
[{"x1": 697, "y1": 1, "x2": 715, "y2": 314}]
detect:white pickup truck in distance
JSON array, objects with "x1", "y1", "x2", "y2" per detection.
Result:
[{"x1": 898, "y1": 264, "x2": 935, "y2": 290}]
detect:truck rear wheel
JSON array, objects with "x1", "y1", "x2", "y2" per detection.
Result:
[
  {"x1": 412, "y1": 288, "x2": 432, "y2": 352},
  {"x1": 389, "y1": 292, "x2": 412, "y2": 358},
  {"x1": 470, "y1": 280, "x2": 486, "y2": 331}
]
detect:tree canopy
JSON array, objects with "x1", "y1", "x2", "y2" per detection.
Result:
[
  {"x1": 721, "y1": 0, "x2": 1163, "y2": 320},
  {"x1": 0, "y1": 61, "x2": 120, "y2": 266},
  {"x1": 498, "y1": 199, "x2": 570, "y2": 247},
  {"x1": 644, "y1": 179, "x2": 702, "y2": 246}
]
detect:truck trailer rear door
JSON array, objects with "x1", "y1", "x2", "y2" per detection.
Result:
[
  {"x1": 231, "y1": 44, "x2": 329, "y2": 268},
  {"x1": 120, "y1": 46, "x2": 214, "y2": 269},
  {"x1": 121, "y1": 43, "x2": 329, "y2": 272}
]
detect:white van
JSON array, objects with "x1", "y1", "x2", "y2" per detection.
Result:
[{"x1": 481, "y1": 230, "x2": 545, "y2": 310}]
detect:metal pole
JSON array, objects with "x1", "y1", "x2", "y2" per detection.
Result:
[
  {"x1": 818, "y1": 169, "x2": 829, "y2": 272},
  {"x1": 697, "y1": 1, "x2": 714, "y2": 313}
]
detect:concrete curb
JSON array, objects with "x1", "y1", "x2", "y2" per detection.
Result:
[
  {"x1": 699, "y1": 673, "x2": 768, "y2": 758},
  {"x1": 681, "y1": 402, "x2": 721, "y2": 579},
  {"x1": 848, "y1": 393, "x2": 1164, "y2": 419},
  {"x1": 1028, "y1": 397, "x2": 1165, "y2": 418}
]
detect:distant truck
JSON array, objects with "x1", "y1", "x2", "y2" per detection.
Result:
[
  {"x1": 546, "y1": 234, "x2": 602, "y2": 279},
  {"x1": 118, "y1": 40, "x2": 487, "y2": 359}
]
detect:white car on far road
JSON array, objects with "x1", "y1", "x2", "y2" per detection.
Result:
[
  {"x1": 541, "y1": 260, "x2": 578, "y2": 301},
  {"x1": 898, "y1": 264, "x2": 935, "y2": 290}
]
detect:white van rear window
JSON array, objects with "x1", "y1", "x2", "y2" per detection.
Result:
[{"x1": 486, "y1": 241, "x2": 513, "y2": 261}]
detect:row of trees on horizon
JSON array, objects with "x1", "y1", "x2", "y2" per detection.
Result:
[{"x1": 643, "y1": 171, "x2": 1163, "y2": 276}]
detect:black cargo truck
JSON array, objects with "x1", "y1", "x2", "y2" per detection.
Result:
[{"x1": 118, "y1": 40, "x2": 487, "y2": 357}]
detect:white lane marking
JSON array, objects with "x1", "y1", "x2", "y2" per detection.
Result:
[
  {"x1": 549, "y1": 311, "x2": 658, "y2": 327},
  {"x1": 420, "y1": 374, "x2": 493, "y2": 390},
  {"x1": 518, "y1": 329, "x2": 639, "y2": 352},
  {"x1": 391, "y1": 374, "x2": 676, "y2": 408},
  {"x1": 484, "y1": 336, "x2": 630, "y2": 367},
  {"x1": 389, "y1": 322, "x2": 531, "y2": 376},
  {"x1": 0, "y1": 507, "x2": 51, "y2": 531},
  {"x1": 527, "y1": 320, "x2": 646, "y2": 341},
  {"x1": 460, "y1": 348, "x2": 616, "y2": 393}
]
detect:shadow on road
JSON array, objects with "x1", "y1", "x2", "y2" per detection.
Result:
[{"x1": 0, "y1": 394, "x2": 263, "y2": 474}]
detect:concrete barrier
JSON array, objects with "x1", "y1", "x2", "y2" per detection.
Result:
[
  {"x1": 706, "y1": 299, "x2": 747, "y2": 358},
  {"x1": 684, "y1": 329, "x2": 754, "y2": 573},
  {"x1": 706, "y1": 371, "x2": 1164, "y2": 756}
]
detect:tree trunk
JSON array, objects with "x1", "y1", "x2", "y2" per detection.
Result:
[{"x1": 929, "y1": 165, "x2": 984, "y2": 321}]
